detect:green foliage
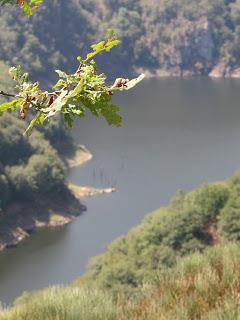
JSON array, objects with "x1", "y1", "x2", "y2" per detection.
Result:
[
  {"x1": 75, "y1": 181, "x2": 231, "y2": 294},
  {"x1": 218, "y1": 171, "x2": 240, "y2": 242},
  {"x1": 183, "y1": 182, "x2": 230, "y2": 221},
  {"x1": 0, "y1": 0, "x2": 42, "y2": 15},
  {"x1": 116, "y1": 243, "x2": 240, "y2": 320},
  {"x1": 0, "y1": 32, "x2": 144, "y2": 135},
  {"x1": 21, "y1": 0, "x2": 42, "y2": 16},
  {"x1": 0, "y1": 0, "x2": 240, "y2": 80}
]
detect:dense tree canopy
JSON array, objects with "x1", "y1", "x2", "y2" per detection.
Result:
[{"x1": 2, "y1": 1, "x2": 240, "y2": 80}]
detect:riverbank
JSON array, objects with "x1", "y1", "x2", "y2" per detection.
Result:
[
  {"x1": 66, "y1": 144, "x2": 93, "y2": 168},
  {"x1": 0, "y1": 145, "x2": 115, "y2": 252},
  {"x1": 0, "y1": 191, "x2": 85, "y2": 252},
  {"x1": 136, "y1": 66, "x2": 240, "y2": 79}
]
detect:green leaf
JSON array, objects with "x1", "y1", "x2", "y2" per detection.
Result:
[
  {"x1": 24, "y1": 112, "x2": 45, "y2": 136},
  {"x1": 91, "y1": 41, "x2": 105, "y2": 52},
  {"x1": 66, "y1": 79, "x2": 84, "y2": 99},
  {"x1": 53, "y1": 79, "x2": 66, "y2": 89},
  {"x1": 101, "y1": 104, "x2": 122, "y2": 126},
  {"x1": 22, "y1": 0, "x2": 42, "y2": 15},
  {"x1": 77, "y1": 56, "x2": 83, "y2": 62},
  {"x1": 105, "y1": 39, "x2": 121, "y2": 52},
  {"x1": 0, "y1": 0, "x2": 42, "y2": 15},
  {"x1": 84, "y1": 35, "x2": 120, "y2": 62},
  {"x1": 0, "y1": 99, "x2": 21, "y2": 115}
]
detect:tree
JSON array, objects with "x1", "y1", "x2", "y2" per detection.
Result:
[{"x1": 0, "y1": 1, "x2": 144, "y2": 135}]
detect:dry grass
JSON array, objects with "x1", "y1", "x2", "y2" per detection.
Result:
[
  {"x1": 1, "y1": 244, "x2": 240, "y2": 320},
  {"x1": 117, "y1": 243, "x2": 240, "y2": 320},
  {"x1": 0, "y1": 287, "x2": 116, "y2": 320}
]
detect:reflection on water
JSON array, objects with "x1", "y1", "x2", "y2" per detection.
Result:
[{"x1": 1, "y1": 78, "x2": 240, "y2": 304}]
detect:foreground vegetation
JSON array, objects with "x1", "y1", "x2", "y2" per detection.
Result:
[
  {"x1": 1, "y1": 170, "x2": 240, "y2": 318},
  {"x1": 1, "y1": 244, "x2": 240, "y2": 319}
]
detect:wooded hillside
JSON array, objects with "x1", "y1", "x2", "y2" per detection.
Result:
[{"x1": 2, "y1": 0, "x2": 240, "y2": 79}]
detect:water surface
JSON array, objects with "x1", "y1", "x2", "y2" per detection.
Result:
[{"x1": 1, "y1": 78, "x2": 240, "y2": 304}]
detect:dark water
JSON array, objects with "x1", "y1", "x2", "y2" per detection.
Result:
[{"x1": 1, "y1": 78, "x2": 240, "y2": 304}]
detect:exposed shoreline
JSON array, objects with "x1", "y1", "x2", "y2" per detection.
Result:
[
  {"x1": 0, "y1": 145, "x2": 115, "y2": 252},
  {"x1": 137, "y1": 67, "x2": 240, "y2": 79},
  {"x1": 66, "y1": 144, "x2": 93, "y2": 168}
]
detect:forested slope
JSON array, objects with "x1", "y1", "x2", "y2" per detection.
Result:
[
  {"x1": 2, "y1": 0, "x2": 240, "y2": 79},
  {"x1": 75, "y1": 171, "x2": 240, "y2": 294}
]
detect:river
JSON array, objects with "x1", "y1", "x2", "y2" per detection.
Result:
[{"x1": 1, "y1": 77, "x2": 240, "y2": 304}]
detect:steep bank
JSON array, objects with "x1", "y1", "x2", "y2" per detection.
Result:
[{"x1": 0, "y1": 191, "x2": 85, "y2": 252}]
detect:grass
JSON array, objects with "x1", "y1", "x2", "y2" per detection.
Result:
[
  {"x1": 117, "y1": 243, "x2": 240, "y2": 320},
  {"x1": 0, "y1": 287, "x2": 116, "y2": 320},
  {"x1": 2, "y1": 174, "x2": 240, "y2": 319},
  {"x1": 1, "y1": 243, "x2": 240, "y2": 320}
]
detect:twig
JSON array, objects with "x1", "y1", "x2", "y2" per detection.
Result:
[{"x1": 0, "y1": 90, "x2": 17, "y2": 98}]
